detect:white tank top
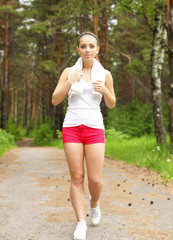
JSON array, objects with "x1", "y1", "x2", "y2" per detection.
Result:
[{"x1": 63, "y1": 82, "x2": 104, "y2": 130}]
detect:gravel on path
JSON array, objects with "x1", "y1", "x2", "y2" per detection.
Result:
[{"x1": 0, "y1": 141, "x2": 173, "y2": 240}]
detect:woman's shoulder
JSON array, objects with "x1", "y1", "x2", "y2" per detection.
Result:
[
  {"x1": 104, "y1": 69, "x2": 113, "y2": 85},
  {"x1": 60, "y1": 67, "x2": 71, "y2": 79},
  {"x1": 105, "y1": 69, "x2": 112, "y2": 79},
  {"x1": 58, "y1": 67, "x2": 72, "y2": 83},
  {"x1": 63, "y1": 67, "x2": 71, "y2": 75}
]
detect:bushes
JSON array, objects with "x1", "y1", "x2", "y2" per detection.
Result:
[
  {"x1": 0, "y1": 129, "x2": 16, "y2": 156},
  {"x1": 0, "y1": 129, "x2": 15, "y2": 145},
  {"x1": 105, "y1": 128, "x2": 130, "y2": 141},
  {"x1": 105, "y1": 100, "x2": 169, "y2": 137},
  {"x1": 105, "y1": 100, "x2": 155, "y2": 137},
  {"x1": 34, "y1": 124, "x2": 53, "y2": 145},
  {"x1": 7, "y1": 124, "x2": 25, "y2": 141},
  {"x1": 56, "y1": 129, "x2": 62, "y2": 139}
]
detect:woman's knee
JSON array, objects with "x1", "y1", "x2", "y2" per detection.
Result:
[
  {"x1": 88, "y1": 177, "x2": 102, "y2": 187},
  {"x1": 71, "y1": 173, "x2": 85, "y2": 187}
]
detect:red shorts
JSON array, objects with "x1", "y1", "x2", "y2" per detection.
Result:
[{"x1": 62, "y1": 125, "x2": 105, "y2": 145}]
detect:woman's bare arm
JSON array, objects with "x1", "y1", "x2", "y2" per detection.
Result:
[
  {"x1": 52, "y1": 68, "x2": 71, "y2": 106},
  {"x1": 92, "y1": 70, "x2": 116, "y2": 109},
  {"x1": 52, "y1": 68, "x2": 83, "y2": 106},
  {"x1": 104, "y1": 70, "x2": 116, "y2": 109}
]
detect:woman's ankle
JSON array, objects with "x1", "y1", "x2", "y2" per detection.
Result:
[{"x1": 90, "y1": 197, "x2": 99, "y2": 208}]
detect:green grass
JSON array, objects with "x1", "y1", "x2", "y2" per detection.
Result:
[
  {"x1": 0, "y1": 144, "x2": 17, "y2": 157},
  {"x1": 0, "y1": 128, "x2": 17, "y2": 157},
  {"x1": 105, "y1": 134, "x2": 173, "y2": 181},
  {"x1": 33, "y1": 138, "x2": 64, "y2": 149}
]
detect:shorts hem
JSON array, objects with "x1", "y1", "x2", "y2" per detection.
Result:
[{"x1": 63, "y1": 141, "x2": 105, "y2": 145}]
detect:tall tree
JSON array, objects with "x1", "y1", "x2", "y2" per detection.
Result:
[
  {"x1": 53, "y1": 27, "x2": 64, "y2": 138},
  {"x1": 0, "y1": 0, "x2": 21, "y2": 129},
  {"x1": 0, "y1": 0, "x2": 3, "y2": 78},
  {"x1": 166, "y1": 0, "x2": 173, "y2": 149},
  {"x1": 113, "y1": 0, "x2": 154, "y2": 104},
  {"x1": 41, "y1": 37, "x2": 46, "y2": 123},
  {"x1": 99, "y1": 0, "x2": 109, "y2": 69},
  {"x1": 92, "y1": 0, "x2": 98, "y2": 36},
  {"x1": 98, "y1": 0, "x2": 110, "y2": 118},
  {"x1": 150, "y1": 1, "x2": 167, "y2": 146},
  {"x1": 1, "y1": 0, "x2": 10, "y2": 130}
]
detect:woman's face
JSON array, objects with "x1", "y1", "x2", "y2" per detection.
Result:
[{"x1": 77, "y1": 35, "x2": 99, "y2": 60}]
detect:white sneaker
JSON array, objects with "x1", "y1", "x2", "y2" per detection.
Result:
[
  {"x1": 90, "y1": 200, "x2": 101, "y2": 226},
  {"x1": 73, "y1": 220, "x2": 87, "y2": 240}
]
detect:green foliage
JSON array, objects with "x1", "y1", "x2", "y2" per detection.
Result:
[
  {"x1": 125, "y1": 59, "x2": 148, "y2": 77},
  {"x1": 7, "y1": 124, "x2": 25, "y2": 141},
  {"x1": 56, "y1": 129, "x2": 62, "y2": 139},
  {"x1": 0, "y1": 129, "x2": 16, "y2": 156},
  {"x1": 46, "y1": 138, "x2": 63, "y2": 149},
  {"x1": 105, "y1": 134, "x2": 173, "y2": 181},
  {"x1": 0, "y1": 5, "x2": 21, "y2": 18},
  {"x1": 116, "y1": 0, "x2": 162, "y2": 21},
  {"x1": 105, "y1": 128, "x2": 130, "y2": 141},
  {"x1": 39, "y1": 60, "x2": 57, "y2": 74},
  {"x1": 34, "y1": 124, "x2": 53, "y2": 146},
  {"x1": 0, "y1": 129, "x2": 15, "y2": 145},
  {"x1": 31, "y1": 126, "x2": 63, "y2": 148},
  {"x1": 105, "y1": 100, "x2": 155, "y2": 137},
  {"x1": 143, "y1": 145, "x2": 173, "y2": 181}
]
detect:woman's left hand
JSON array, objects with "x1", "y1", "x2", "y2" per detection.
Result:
[{"x1": 92, "y1": 81, "x2": 108, "y2": 95}]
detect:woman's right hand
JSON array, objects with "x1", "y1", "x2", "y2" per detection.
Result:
[{"x1": 68, "y1": 70, "x2": 83, "y2": 85}]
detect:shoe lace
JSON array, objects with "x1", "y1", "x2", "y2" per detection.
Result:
[{"x1": 91, "y1": 207, "x2": 100, "y2": 217}]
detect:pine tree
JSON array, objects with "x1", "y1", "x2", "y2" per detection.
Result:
[{"x1": 0, "y1": 0, "x2": 21, "y2": 129}]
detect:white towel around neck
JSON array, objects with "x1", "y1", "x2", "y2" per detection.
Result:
[{"x1": 68, "y1": 57, "x2": 105, "y2": 99}]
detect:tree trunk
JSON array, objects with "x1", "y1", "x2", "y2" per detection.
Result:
[
  {"x1": 166, "y1": 0, "x2": 173, "y2": 149},
  {"x1": 150, "y1": 2, "x2": 167, "y2": 146},
  {"x1": 26, "y1": 76, "x2": 32, "y2": 135},
  {"x1": 14, "y1": 89, "x2": 18, "y2": 125},
  {"x1": 36, "y1": 89, "x2": 41, "y2": 130},
  {"x1": 92, "y1": 0, "x2": 98, "y2": 36},
  {"x1": 128, "y1": 25, "x2": 135, "y2": 101},
  {"x1": 32, "y1": 81, "x2": 40, "y2": 129},
  {"x1": 46, "y1": 74, "x2": 51, "y2": 119},
  {"x1": 99, "y1": 8, "x2": 109, "y2": 69},
  {"x1": 119, "y1": 55, "x2": 124, "y2": 104},
  {"x1": 41, "y1": 38, "x2": 45, "y2": 123},
  {"x1": 11, "y1": 88, "x2": 14, "y2": 123},
  {"x1": 22, "y1": 74, "x2": 27, "y2": 128},
  {"x1": 7, "y1": 59, "x2": 11, "y2": 121},
  {"x1": 0, "y1": 0, "x2": 3, "y2": 91},
  {"x1": 1, "y1": 0, "x2": 9, "y2": 130},
  {"x1": 54, "y1": 29, "x2": 64, "y2": 138},
  {"x1": 99, "y1": 3, "x2": 109, "y2": 118}
]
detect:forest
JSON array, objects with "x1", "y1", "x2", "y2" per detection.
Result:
[{"x1": 0, "y1": 0, "x2": 173, "y2": 179}]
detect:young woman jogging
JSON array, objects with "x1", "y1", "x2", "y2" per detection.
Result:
[{"x1": 52, "y1": 32, "x2": 116, "y2": 240}]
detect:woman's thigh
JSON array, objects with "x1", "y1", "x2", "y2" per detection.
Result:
[
  {"x1": 84, "y1": 143, "x2": 105, "y2": 181},
  {"x1": 63, "y1": 143, "x2": 85, "y2": 178}
]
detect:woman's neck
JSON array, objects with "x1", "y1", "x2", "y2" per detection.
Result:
[{"x1": 83, "y1": 59, "x2": 94, "y2": 70}]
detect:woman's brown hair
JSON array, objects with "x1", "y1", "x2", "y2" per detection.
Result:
[{"x1": 77, "y1": 32, "x2": 100, "y2": 62}]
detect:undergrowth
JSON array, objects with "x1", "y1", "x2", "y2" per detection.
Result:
[
  {"x1": 105, "y1": 129, "x2": 173, "y2": 181},
  {"x1": 0, "y1": 129, "x2": 16, "y2": 156}
]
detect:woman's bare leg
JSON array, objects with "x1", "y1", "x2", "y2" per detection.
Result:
[
  {"x1": 84, "y1": 143, "x2": 105, "y2": 207},
  {"x1": 63, "y1": 143, "x2": 85, "y2": 221}
]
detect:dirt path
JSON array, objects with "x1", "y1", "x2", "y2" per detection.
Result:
[{"x1": 0, "y1": 139, "x2": 173, "y2": 240}]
